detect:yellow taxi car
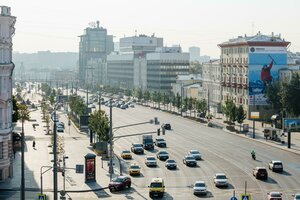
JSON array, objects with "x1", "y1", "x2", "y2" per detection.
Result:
[
  {"x1": 148, "y1": 177, "x2": 165, "y2": 198},
  {"x1": 121, "y1": 150, "x2": 132, "y2": 159},
  {"x1": 129, "y1": 163, "x2": 141, "y2": 176}
]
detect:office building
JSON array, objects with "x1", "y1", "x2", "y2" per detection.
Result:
[
  {"x1": 189, "y1": 46, "x2": 200, "y2": 62},
  {"x1": 78, "y1": 21, "x2": 114, "y2": 84}
]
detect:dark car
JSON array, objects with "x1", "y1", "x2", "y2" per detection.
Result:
[
  {"x1": 131, "y1": 143, "x2": 144, "y2": 154},
  {"x1": 156, "y1": 150, "x2": 169, "y2": 161},
  {"x1": 165, "y1": 159, "x2": 177, "y2": 169},
  {"x1": 108, "y1": 176, "x2": 131, "y2": 192},
  {"x1": 183, "y1": 155, "x2": 197, "y2": 166},
  {"x1": 253, "y1": 167, "x2": 268, "y2": 179},
  {"x1": 164, "y1": 123, "x2": 171, "y2": 130}
]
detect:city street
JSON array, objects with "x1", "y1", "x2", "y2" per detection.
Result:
[{"x1": 1, "y1": 90, "x2": 300, "y2": 200}]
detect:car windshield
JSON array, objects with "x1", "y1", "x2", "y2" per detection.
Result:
[
  {"x1": 191, "y1": 150, "x2": 200, "y2": 154},
  {"x1": 112, "y1": 177, "x2": 124, "y2": 182},
  {"x1": 134, "y1": 144, "x2": 142, "y2": 147},
  {"x1": 216, "y1": 175, "x2": 226, "y2": 179},
  {"x1": 160, "y1": 151, "x2": 168, "y2": 154},
  {"x1": 271, "y1": 193, "x2": 281, "y2": 197},
  {"x1": 156, "y1": 139, "x2": 165, "y2": 141},
  {"x1": 186, "y1": 156, "x2": 195, "y2": 160},
  {"x1": 122, "y1": 150, "x2": 130, "y2": 153},
  {"x1": 150, "y1": 182, "x2": 162, "y2": 188},
  {"x1": 167, "y1": 160, "x2": 175, "y2": 163},
  {"x1": 195, "y1": 183, "x2": 205, "y2": 187},
  {"x1": 147, "y1": 157, "x2": 156, "y2": 160},
  {"x1": 130, "y1": 165, "x2": 140, "y2": 169}
]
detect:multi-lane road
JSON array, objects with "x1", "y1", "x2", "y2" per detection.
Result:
[{"x1": 96, "y1": 99, "x2": 300, "y2": 200}]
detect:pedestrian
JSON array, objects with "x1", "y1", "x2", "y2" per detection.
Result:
[
  {"x1": 262, "y1": 121, "x2": 264, "y2": 127},
  {"x1": 33, "y1": 140, "x2": 36, "y2": 149},
  {"x1": 13, "y1": 149, "x2": 16, "y2": 159}
]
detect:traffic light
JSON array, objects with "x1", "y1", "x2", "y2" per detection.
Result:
[{"x1": 157, "y1": 128, "x2": 160, "y2": 136}]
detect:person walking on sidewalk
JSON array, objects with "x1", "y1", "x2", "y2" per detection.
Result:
[{"x1": 32, "y1": 140, "x2": 36, "y2": 149}]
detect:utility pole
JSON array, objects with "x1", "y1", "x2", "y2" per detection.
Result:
[
  {"x1": 86, "y1": 86, "x2": 89, "y2": 114},
  {"x1": 21, "y1": 117, "x2": 25, "y2": 200},
  {"x1": 53, "y1": 111, "x2": 58, "y2": 200},
  {"x1": 109, "y1": 98, "x2": 113, "y2": 180},
  {"x1": 253, "y1": 93, "x2": 256, "y2": 139}
]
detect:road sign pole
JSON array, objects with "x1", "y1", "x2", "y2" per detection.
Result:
[{"x1": 245, "y1": 180, "x2": 247, "y2": 194}]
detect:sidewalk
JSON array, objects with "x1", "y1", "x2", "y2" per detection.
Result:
[
  {"x1": 0, "y1": 92, "x2": 118, "y2": 199},
  {"x1": 210, "y1": 114, "x2": 300, "y2": 155}
]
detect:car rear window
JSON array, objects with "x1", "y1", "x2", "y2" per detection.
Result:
[
  {"x1": 271, "y1": 193, "x2": 281, "y2": 197},
  {"x1": 150, "y1": 182, "x2": 162, "y2": 188},
  {"x1": 258, "y1": 168, "x2": 267, "y2": 172}
]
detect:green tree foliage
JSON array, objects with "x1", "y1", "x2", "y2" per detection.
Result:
[
  {"x1": 69, "y1": 95, "x2": 86, "y2": 116},
  {"x1": 19, "y1": 103, "x2": 30, "y2": 122},
  {"x1": 12, "y1": 95, "x2": 20, "y2": 122},
  {"x1": 144, "y1": 90, "x2": 151, "y2": 106},
  {"x1": 175, "y1": 93, "x2": 181, "y2": 113},
  {"x1": 280, "y1": 74, "x2": 300, "y2": 117},
  {"x1": 222, "y1": 99, "x2": 236, "y2": 123},
  {"x1": 236, "y1": 105, "x2": 246, "y2": 131},
  {"x1": 89, "y1": 110, "x2": 110, "y2": 141},
  {"x1": 265, "y1": 82, "x2": 282, "y2": 110},
  {"x1": 187, "y1": 97, "x2": 193, "y2": 116},
  {"x1": 189, "y1": 61, "x2": 202, "y2": 74},
  {"x1": 196, "y1": 99, "x2": 207, "y2": 118}
]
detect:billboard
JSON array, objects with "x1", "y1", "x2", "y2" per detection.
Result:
[
  {"x1": 283, "y1": 118, "x2": 300, "y2": 132},
  {"x1": 249, "y1": 46, "x2": 287, "y2": 105}
]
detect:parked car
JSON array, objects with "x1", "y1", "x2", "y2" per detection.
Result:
[
  {"x1": 292, "y1": 193, "x2": 300, "y2": 200},
  {"x1": 129, "y1": 163, "x2": 141, "y2": 176},
  {"x1": 108, "y1": 176, "x2": 131, "y2": 192},
  {"x1": 121, "y1": 150, "x2": 132, "y2": 159},
  {"x1": 269, "y1": 160, "x2": 283, "y2": 172},
  {"x1": 214, "y1": 173, "x2": 228, "y2": 187},
  {"x1": 145, "y1": 156, "x2": 157, "y2": 167},
  {"x1": 131, "y1": 143, "x2": 144, "y2": 154},
  {"x1": 267, "y1": 192, "x2": 282, "y2": 200},
  {"x1": 183, "y1": 155, "x2": 197, "y2": 166},
  {"x1": 163, "y1": 123, "x2": 171, "y2": 130},
  {"x1": 165, "y1": 159, "x2": 177, "y2": 170},
  {"x1": 253, "y1": 167, "x2": 268, "y2": 179},
  {"x1": 155, "y1": 138, "x2": 167, "y2": 147},
  {"x1": 188, "y1": 150, "x2": 202, "y2": 160},
  {"x1": 156, "y1": 150, "x2": 169, "y2": 161},
  {"x1": 193, "y1": 181, "x2": 207, "y2": 195}
]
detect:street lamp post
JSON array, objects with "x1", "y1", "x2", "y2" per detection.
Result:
[
  {"x1": 109, "y1": 98, "x2": 113, "y2": 181},
  {"x1": 53, "y1": 111, "x2": 58, "y2": 200},
  {"x1": 21, "y1": 116, "x2": 25, "y2": 200}
]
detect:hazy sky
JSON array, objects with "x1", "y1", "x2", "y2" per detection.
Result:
[{"x1": 2, "y1": 0, "x2": 300, "y2": 58}]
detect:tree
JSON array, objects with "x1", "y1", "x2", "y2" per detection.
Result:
[
  {"x1": 175, "y1": 93, "x2": 181, "y2": 113},
  {"x1": 280, "y1": 74, "x2": 300, "y2": 117},
  {"x1": 144, "y1": 90, "x2": 151, "y2": 106},
  {"x1": 187, "y1": 97, "x2": 194, "y2": 117},
  {"x1": 12, "y1": 95, "x2": 20, "y2": 123},
  {"x1": 89, "y1": 110, "x2": 110, "y2": 142},
  {"x1": 196, "y1": 99, "x2": 207, "y2": 120},
  {"x1": 222, "y1": 99, "x2": 235, "y2": 123},
  {"x1": 265, "y1": 82, "x2": 282, "y2": 111},
  {"x1": 236, "y1": 105, "x2": 246, "y2": 132}
]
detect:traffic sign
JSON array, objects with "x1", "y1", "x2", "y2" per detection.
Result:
[
  {"x1": 37, "y1": 193, "x2": 46, "y2": 200},
  {"x1": 230, "y1": 197, "x2": 238, "y2": 200},
  {"x1": 240, "y1": 194, "x2": 250, "y2": 200}
]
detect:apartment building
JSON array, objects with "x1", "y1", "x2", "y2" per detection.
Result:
[
  {"x1": 0, "y1": 6, "x2": 16, "y2": 181},
  {"x1": 218, "y1": 32, "x2": 290, "y2": 118}
]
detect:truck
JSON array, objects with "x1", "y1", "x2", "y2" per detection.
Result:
[{"x1": 141, "y1": 134, "x2": 154, "y2": 150}]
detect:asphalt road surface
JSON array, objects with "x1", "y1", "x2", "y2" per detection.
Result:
[{"x1": 97, "y1": 101, "x2": 300, "y2": 200}]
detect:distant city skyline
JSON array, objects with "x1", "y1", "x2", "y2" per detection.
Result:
[{"x1": 2, "y1": 0, "x2": 300, "y2": 58}]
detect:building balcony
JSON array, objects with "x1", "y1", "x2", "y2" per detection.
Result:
[
  {"x1": 237, "y1": 83, "x2": 242, "y2": 88},
  {"x1": 231, "y1": 82, "x2": 236, "y2": 87},
  {"x1": 225, "y1": 82, "x2": 231, "y2": 87},
  {"x1": 242, "y1": 83, "x2": 248, "y2": 89}
]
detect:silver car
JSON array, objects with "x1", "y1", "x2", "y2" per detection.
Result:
[
  {"x1": 214, "y1": 173, "x2": 228, "y2": 187},
  {"x1": 145, "y1": 156, "x2": 157, "y2": 167},
  {"x1": 193, "y1": 181, "x2": 207, "y2": 195},
  {"x1": 189, "y1": 150, "x2": 202, "y2": 160}
]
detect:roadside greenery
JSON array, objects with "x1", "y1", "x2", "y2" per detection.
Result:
[{"x1": 89, "y1": 110, "x2": 110, "y2": 142}]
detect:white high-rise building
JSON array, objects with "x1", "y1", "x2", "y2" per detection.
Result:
[
  {"x1": 189, "y1": 46, "x2": 200, "y2": 62},
  {"x1": 0, "y1": 6, "x2": 16, "y2": 181}
]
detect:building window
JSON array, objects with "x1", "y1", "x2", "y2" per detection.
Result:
[{"x1": 0, "y1": 142, "x2": 2, "y2": 159}]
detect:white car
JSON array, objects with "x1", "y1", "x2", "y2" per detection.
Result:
[
  {"x1": 189, "y1": 150, "x2": 202, "y2": 160},
  {"x1": 269, "y1": 160, "x2": 283, "y2": 172},
  {"x1": 193, "y1": 181, "x2": 207, "y2": 195},
  {"x1": 145, "y1": 156, "x2": 157, "y2": 167},
  {"x1": 214, "y1": 173, "x2": 228, "y2": 187}
]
